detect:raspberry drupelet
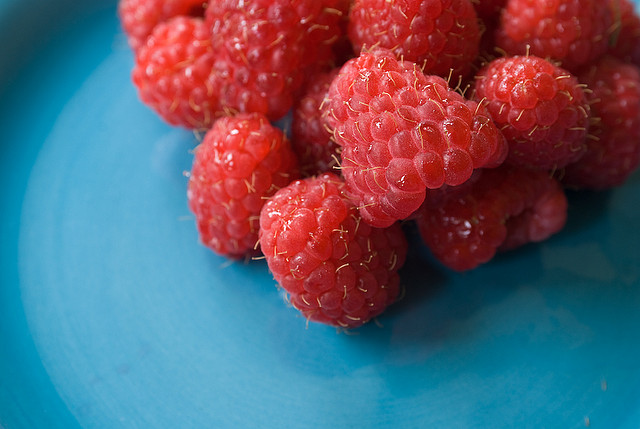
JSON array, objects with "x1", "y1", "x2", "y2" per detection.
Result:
[
  {"x1": 348, "y1": 0, "x2": 481, "y2": 79},
  {"x1": 259, "y1": 173, "x2": 408, "y2": 329},
  {"x1": 473, "y1": 55, "x2": 590, "y2": 171},
  {"x1": 325, "y1": 48, "x2": 507, "y2": 228},
  {"x1": 188, "y1": 113, "x2": 298, "y2": 258}
]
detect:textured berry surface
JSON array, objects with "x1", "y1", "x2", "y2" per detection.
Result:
[
  {"x1": 417, "y1": 165, "x2": 568, "y2": 271},
  {"x1": 259, "y1": 173, "x2": 408, "y2": 328},
  {"x1": 291, "y1": 69, "x2": 341, "y2": 177},
  {"x1": 563, "y1": 56, "x2": 640, "y2": 189},
  {"x1": 118, "y1": 0, "x2": 206, "y2": 51},
  {"x1": 348, "y1": 0, "x2": 481, "y2": 79},
  {"x1": 473, "y1": 55, "x2": 590, "y2": 170},
  {"x1": 496, "y1": 0, "x2": 613, "y2": 72},
  {"x1": 132, "y1": 16, "x2": 222, "y2": 129},
  {"x1": 325, "y1": 48, "x2": 507, "y2": 228},
  {"x1": 206, "y1": 0, "x2": 348, "y2": 120},
  {"x1": 188, "y1": 113, "x2": 298, "y2": 258},
  {"x1": 608, "y1": 0, "x2": 640, "y2": 67}
]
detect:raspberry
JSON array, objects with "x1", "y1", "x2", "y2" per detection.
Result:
[
  {"x1": 187, "y1": 113, "x2": 298, "y2": 258},
  {"x1": 348, "y1": 0, "x2": 481, "y2": 79},
  {"x1": 206, "y1": 0, "x2": 348, "y2": 120},
  {"x1": 118, "y1": 0, "x2": 206, "y2": 51},
  {"x1": 608, "y1": 0, "x2": 640, "y2": 67},
  {"x1": 563, "y1": 56, "x2": 640, "y2": 189},
  {"x1": 291, "y1": 69, "x2": 341, "y2": 177},
  {"x1": 473, "y1": 55, "x2": 590, "y2": 171},
  {"x1": 325, "y1": 48, "x2": 507, "y2": 228},
  {"x1": 416, "y1": 165, "x2": 568, "y2": 271},
  {"x1": 496, "y1": 0, "x2": 613, "y2": 73},
  {"x1": 259, "y1": 173, "x2": 407, "y2": 328},
  {"x1": 132, "y1": 16, "x2": 222, "y2": 129}
]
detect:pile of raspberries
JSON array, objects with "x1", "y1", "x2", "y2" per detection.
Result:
[{"x1": 120, "y1": 0, "x2": 640, "y2": 329}]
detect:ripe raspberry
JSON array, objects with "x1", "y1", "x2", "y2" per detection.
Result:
[
  {"x1": 132, "y1": 16, "x2": 222, "y2": 129},
  {"x1": 416, "y1": 165, "x2": 568, "y2": 271},
  {"x1": 608, "y1": 0, "x2": 640, "y2": 67},
  {"x1": 348, "y1": 0, "x2": 481, "y2": 79},
  {"x1": 563, "y1": 56, "x2": 640, "y2": 189},
  {"x1": 291, "y1": 69, "x2": 341, "y2": 177},
  {"x1": 473, "y1": 55, "x2": 590, "y2": 171},
  {"x1": 325, "y1": 48, "x2": 507, "y2": 228},
  {"x1": 188, "y1": 113, "x2": 298, "y2": 258},
  {"x1": 118, "y1": 0, "x2": 206, "y2": 51},
  {"x1": 496, "y1": 0, "x2": 613, "y2": 72},
  {"x1": 206, "y1": 0, "x2": 349, "y2": 120},
  {"x1": 259, "y1": 173, "x2": 407, "y2": 328}
]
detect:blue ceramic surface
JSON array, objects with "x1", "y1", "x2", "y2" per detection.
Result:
[{"x1": 1, "y1": 2, "x2": 639, "y2": 428}]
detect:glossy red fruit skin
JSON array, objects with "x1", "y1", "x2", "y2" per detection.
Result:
[
  {"x1": 259, "y1": 173, "x2": 408, "y2": 329},
  {"x1": 325, "y1": 48, "x2": 507, "y2": 228},
  {"x1": 188, "y1": 113, "x2": 298, "y2": 258},
  {"x1": 473, "y1": 55, "x2": 590, "y2": 171}
]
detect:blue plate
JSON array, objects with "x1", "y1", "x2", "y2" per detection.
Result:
[{"x1": 1, "y1": 1, "x2": 639, "y2": 428}]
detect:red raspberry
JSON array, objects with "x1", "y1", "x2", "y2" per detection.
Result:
[
  {"x1": 325, "y1": 48, "x2": 507, "y2": 228},
  {"x1": 563, "y1": 56, "x2": 640, "y2": 189},
  {"x1": 496, "y1": 0, "x2": 613, "y2": 73},
  {"x1": 608, "y1": 0, "x2": 640, "y2": 67},
  {"x1": 473, "y1": 55, "x2": 590, "y2": 171},
  {"x1": 206, "y1": 0, "x2": 348, "y2": 120},
  {"x1": 118, "y1": 0, "x2": 206, "y2": 51},
  {"x1": 132, "y1": 16, "x2": 222, "y2": 129},
  {"x1": 259, "y1": 173, "x2": 407, "y2": 328},
  {"x1": 291, "y1": 69, "x2": 341, "y2": 177},
  {"x1": 348, "y1": 0, "x2": 481, "y2": 79},
  {"x1": 416, "y1": 165, "x2": 568, "y2": 271},
  {"x1": 187, "y1": 113, "x2": 298, "y2": 258}
]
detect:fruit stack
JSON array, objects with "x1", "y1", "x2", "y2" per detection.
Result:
[{"x1": 119, "y1": 0, "x2": 640, "y2": 328}]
